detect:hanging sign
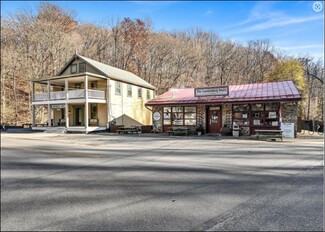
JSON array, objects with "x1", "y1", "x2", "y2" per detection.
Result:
[{"x1": 195, "y1": 86, "x2": 229, "y2": 97}]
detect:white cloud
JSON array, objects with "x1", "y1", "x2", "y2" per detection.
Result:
[
  {"x1": 230, "y1": 2, "x2": 324, "y2": 33},
  {"x1": 241, "y1": 14, "x2": 323, "y2": 32}
]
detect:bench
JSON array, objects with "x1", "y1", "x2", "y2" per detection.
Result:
[
  {"x1": 116, "y1": 127, "x2": 141, "y2": 134},
  {"x1": 22, "y1": 123, "x2": 33, "y2": 128},
  {"x1": 35, "y1": 123, "x2": 48, "y2": 127},
  {"x1": 167, "y1": 127, "x2": 191, "y2": 136},
  {"x1": 255, "y1": 129, "x2": 283, "y2": 141}
]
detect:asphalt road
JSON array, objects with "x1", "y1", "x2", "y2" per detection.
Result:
[{"x1": 1, "y1": 133, "x2": 324, "y2": 231}]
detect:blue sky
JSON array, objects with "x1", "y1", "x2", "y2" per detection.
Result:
[{"x1": 2, "y1": 1, "x2": 324, "y2": 60}]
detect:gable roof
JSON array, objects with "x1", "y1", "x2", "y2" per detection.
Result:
[
  {"x1": 57, "y1": 54, "x2": 156, "y2": 90},
  {"x1": 145, "y1": 80, "x2": 302, "y2": 106}
]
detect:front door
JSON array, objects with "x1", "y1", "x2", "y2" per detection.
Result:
[
  {"x1": 73, "y1": 106, "x2": 84, "y2": 126},
  {"x1": 208, "y1": 107, "x2": 222, "y2": 133}
]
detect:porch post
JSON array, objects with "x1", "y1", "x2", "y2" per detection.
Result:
[
  {"x1": 47, "y1": 104, "x2": 51, "y2": 127},
  {"x1": 47, "y1": 81, "x2": 51, "y2": 127},
  {"x1": 32, "y1": 82, "x2": 35, "y2": 101},
  {"x1": 106, "y1": 79, "x2": 110, "y2": 129},
  {"x1": 65, "y1": 79, "x2": 69, "y2": 128},
  {"x1": 85, "y1": 75, "x2": 89, "y2": 132},
  {"x1": 65, "y1": 79, "x2": 69, "y2": 100},
  {"x1": 32, "y1": 82, "x2": 36, "y2": 126},
  {"x1": 47, "y1": 81, "x2": 51, "y2": 100}
]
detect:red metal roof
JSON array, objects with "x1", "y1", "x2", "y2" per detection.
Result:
[{"x1": 146, "y1": 80, "x2": 302, "y2": 106}]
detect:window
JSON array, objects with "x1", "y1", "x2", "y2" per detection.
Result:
[
  {"x1": 90, "y1": 103, "x2": 98, "y2": 119},
  {"x1": 232, "y1": 104, "x2": 250, "y2": 126},
  {"x1": 163, "y1": 106, "x2": 197, "y2": 126},
  {"x1": 184, "y1": 106, "x2": 196, "y2": 125},
  {"x1": 79, "y1": 62, "x2": 86, "y2": 73},
  {"x1": 147, "y1": 90, "x2": 151, "y2": 100},
  {"x1": 115, "y1": 82, "x2": 121, "y2": 95},
  {"x1": 163, "y1": 107, "x2": 172, "y2": 125},
  {"x1": 90, "y1": 81, "x2": 98, "y2": 89},
  {"x1": 137, "y1": 87, "x2": 142, "y2": 98},
  {"x1": 127, "y1": 85, "x2": 132, "y2": 97},
  {"x1": 71, "y1": 64, "x2": 77, "y2": 74}
]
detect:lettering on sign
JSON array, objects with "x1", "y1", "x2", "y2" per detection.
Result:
[
  {"x1": 51, "y1": 104, "x2": 65, "y2": 109},
  {"x1": 195, "y1": 86, "x2": 229, "y2": 97}
]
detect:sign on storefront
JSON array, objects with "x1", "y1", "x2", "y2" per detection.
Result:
[
  {"x1": 195, "y1": 86, "x2": 229, "y2": 97},
  {"x1": 153, "y1": 112, "x2": 161, "y2": 121},
  {"x1": 51, "y1": 104, "x2": 65, "y2": 109}
]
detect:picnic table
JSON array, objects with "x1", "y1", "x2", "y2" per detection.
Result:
[
  {"x1": 255, "y1": 129, "x2": 283, "y2": 141},
  {"x1": 116, "y1": 126, "x2": 141, "y2": 134},
  {"x1": 167, "y1": 127, "x2": 192, "y2": 136}
]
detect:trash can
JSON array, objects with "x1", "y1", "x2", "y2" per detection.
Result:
[{"x1": 233, "y1": 124, "x2": 240, "y2": 137}]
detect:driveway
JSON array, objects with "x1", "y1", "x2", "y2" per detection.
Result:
[{"x1": 1, "y1": 133, "x2": 323, "y2": 231}]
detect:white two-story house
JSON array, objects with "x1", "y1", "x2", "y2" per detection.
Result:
[{"x1": 31, "y1": 54, "x2": 156, "y2": 133}]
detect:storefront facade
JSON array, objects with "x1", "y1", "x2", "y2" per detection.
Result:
[{"x1": 145, "y1": 81, "x2": 302, "y2": 136}]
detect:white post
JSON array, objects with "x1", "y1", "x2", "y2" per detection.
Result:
[
  {"x1": 106, "y1": 79, "x2": 110, "y2": 129},
  {"x1": 65, "y1": 104, "x2": 69, "y2": 128},
  {"x1": 85, "y1": 75, "x2": 89, "y2": 132},
  {"x1": 65, "y1": 79, "x2": 69, "y2": 128},
  {"x1": 32, "y1": 105, "x2": 36, "y2": 126},
  {"x1": 65, "y1": 79, "x2": 69, "y2": 100},
  {"x1": 47, "y1": 105, "x2": 51, "y2": 127},
  {"x1": 47, "y1": 81, "x2": 51, "y2": 127},
  {"x1": 32, "y1": 82, "x2": 35, "y2": 101},
  {"x1": 47, "y1": 81, "x2": 51, "y2": 101}
]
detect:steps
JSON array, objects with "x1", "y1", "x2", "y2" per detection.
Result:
[{"x1": 44, "y1": 127, "x2": 66, "y2": 134}]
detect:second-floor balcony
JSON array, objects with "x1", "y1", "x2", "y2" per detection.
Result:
[{"x1": 33, "y1": 89, "x2": 106, "y2": 102}]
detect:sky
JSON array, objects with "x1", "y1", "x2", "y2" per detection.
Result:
[{"x1": 1, "y1": 1, "x2": 324, "y2": 61}]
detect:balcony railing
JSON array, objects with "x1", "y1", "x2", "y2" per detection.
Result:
[
  {"x1": 50, "y1": 91, "x2": 66, "y2": 100},
  {"x1": 69, "y1": 89, "x2": 85, "y2": 99},
  {"x1": 33, "y1": 89, "x2": 106, "y2": 102},
  {"x1": 88, "y1": 89, "x2": 105, "y2": 99}
]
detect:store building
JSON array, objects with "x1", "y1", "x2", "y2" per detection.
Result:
[{"x1": 145, "y1": 80, "x2": 302, "y2": 136}]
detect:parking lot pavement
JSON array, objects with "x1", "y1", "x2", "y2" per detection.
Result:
[{"x1": 1, "y1": 133, "x2": 323, "y2": 231}]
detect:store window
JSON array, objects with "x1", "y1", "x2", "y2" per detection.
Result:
[
  {"x1": 163, "y1": 106, "x2": 197, "y2": 126},
  {"x1": 232, "y1": 104, "x2": 250, "y2": 126},
  {"x1": 184, "y1": 106, "x2": 196, "y2": 125},
  {"x1": 163, "y1": 107, "x2": 172, "y2": 125}
]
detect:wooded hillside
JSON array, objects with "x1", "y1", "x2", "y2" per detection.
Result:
[{"x1": 1, "y1": 3, "x2": 324, "y2": 125}]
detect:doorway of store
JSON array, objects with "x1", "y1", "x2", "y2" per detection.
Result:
[{"x1": 207, "y1": 106, "x2": 222, "y2": 133}]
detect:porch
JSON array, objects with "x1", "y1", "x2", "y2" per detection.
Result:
[{"x1": 31, "y1": 102, "x2": 108, "y2": 133}]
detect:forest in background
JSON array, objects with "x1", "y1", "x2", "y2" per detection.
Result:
[{"x1": 1, "y1": 3, "x2": 324, "y2": 125}]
